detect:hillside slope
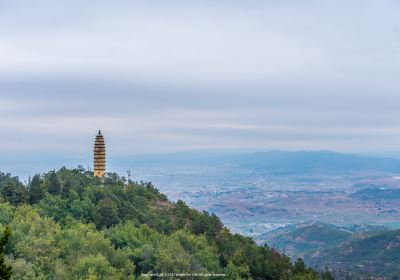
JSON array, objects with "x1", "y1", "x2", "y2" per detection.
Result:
[
  {"x1": 265, "y1": 222, "x2": 400, "y2": 279},
  {"x1": 308, "y1": 229, "x2": 400, "y2": 279},
  {"x1": 0, "y1": 167, "x2": 323, "y2": 279},
  {"x1": 264, "y1": 222, "x2": 353, "y2": 258}
]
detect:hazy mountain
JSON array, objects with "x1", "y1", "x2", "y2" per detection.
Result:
[
  {"x1": 264, "y1": 222, "x2": 354, "y2": 258},
  {"x1": 111, "y1": 150, "x2": 400, "y2": 174},
  {"x1": 4, "y1": 150, "x2": 400, "y2": 179},
  {"x1": 226, "y1": 151, "x2": 400, "y2": 174},
  {"x1": 264, "y1": 222, "x2": 400, "y2": 279},
  {"x1": 351, "y1": 188, "x2": 400, "y2": 200},
  {"x1": 310, "y1": 229, "x2": 400, "y2": 278}
]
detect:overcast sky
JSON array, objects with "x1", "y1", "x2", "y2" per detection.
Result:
[{"x1": 1, "y1": 0, "x2": 400, "y2": 157}]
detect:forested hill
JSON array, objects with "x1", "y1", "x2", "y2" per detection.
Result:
[{"x1": 0, "y1": 167, "x2": 328, "y2": 279}]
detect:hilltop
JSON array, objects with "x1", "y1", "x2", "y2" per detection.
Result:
[{"x1": 0, "y1": 167, "x2": 325, "y2": 279}]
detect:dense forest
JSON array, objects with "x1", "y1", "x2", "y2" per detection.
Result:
[{"x1": 0, "y1": 167, "x2": 330, "y2": 279}]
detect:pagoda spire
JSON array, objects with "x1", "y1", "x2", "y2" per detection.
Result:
[{"x1": 93, "y1": 130, "x2": 106, "y2": 177}]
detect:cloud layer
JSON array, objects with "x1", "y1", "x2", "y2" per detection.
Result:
[{"x1": 1, "y1": 0, "x2": 400, "y2": 156}]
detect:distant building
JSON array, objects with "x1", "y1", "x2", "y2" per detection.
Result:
[{"x1": 94, "y1": 130, "x2": 106, "y2": 177}]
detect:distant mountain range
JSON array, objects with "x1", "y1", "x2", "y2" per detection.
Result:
[
  {"x1": 4, "y1": 149, "x2": 400, "y2": 179},
  {"x1": 112, "y1": 150, "x2": 400, "y2": 174},
  {"x1": 225, "y1": 150, "x2": 400, "y2": 174},
  {"x1": 264, "y1": 222, "x2": 400, "y2": 279},
  {"x1": 351, "y1": 187, "x2": 400, "y2": 200}
]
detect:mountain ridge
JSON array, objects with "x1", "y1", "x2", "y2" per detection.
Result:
[{"x1": 265, "y1": 221, "x2": 400, "y2": 279}]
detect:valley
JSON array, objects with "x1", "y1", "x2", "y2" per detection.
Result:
[{"x1": 127, "y1": 153, "x2": 400, "y2": 243}]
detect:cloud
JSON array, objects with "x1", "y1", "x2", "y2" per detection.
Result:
[
  {"x1": 1, "y1": 0, "x2": 400, "y2": 157},
  {"x1": 2, "y1": 0, "x2": 399, "y2": 85}
]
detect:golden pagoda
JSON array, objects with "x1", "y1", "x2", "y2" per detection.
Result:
[{"x1": 93, "y1": 130, "x2": 106, "y2": 177}]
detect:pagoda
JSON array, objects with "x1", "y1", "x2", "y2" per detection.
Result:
[{"x1": 93, "y1": 130, "x2": 106, "y2": 177}]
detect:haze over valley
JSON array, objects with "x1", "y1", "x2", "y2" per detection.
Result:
[{"x1": 123, "y1": 151, "x2": 400, "y2": 235}]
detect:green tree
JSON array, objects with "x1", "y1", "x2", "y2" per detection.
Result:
[
  {"x1": 61, "y1": 179, "x2": 72, "y2": 198},
  {"x1": 10, "y1": 206, "x2": 61, "y2": 276},
  {"x1": 94, "y1": 198, "x2": 119, "y2": 228},
  {"x1": 0, "y1": 178, "x2": 28, "y2": 205},
  {"x1": 28, "y1": 174, "x2": 45, "y2": 204},
  {"x1": 294, "y1": 258, "x2": 306, "y2": 274},
  {"x1": 47, "y1": 172, "x2": 61, "y2": 196},
  {"x1": 169, "y1": 230, "x2": 220, "y2": 273},
  {"x1": 69, "y1": 193, "x2": 95, "y2": 222},
  {"x1": 36, "y1": 194, "x2": 68, "y2": 223},
  {"x1": 8, "y1": 258, "x2": 39, "y2": 280},
  {"x1": 321, "y1": 271, "x2": 335, "y2": 280},
  {"x1": 68, "y1": 254, "x2": 122, "y2": 280},
  {"x1": 0, "y1": 227, "x2": 12, "y2": 280},
  {"x1": 225, "y1": 261, "x2": 252, "y2": 280},
  {"x1": 154, "y1": 239, "x2": 191, "y2": 274}
]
